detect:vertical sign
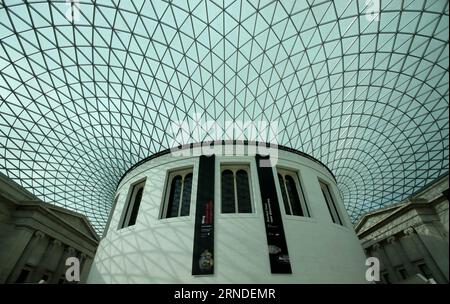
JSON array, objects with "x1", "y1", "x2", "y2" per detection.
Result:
[
  {"x1": 255, "y1": 154, "x2": 292, "y2": 274},
  {"x1": 192, "y1": 155, "x2": 215, "y2": 275}
]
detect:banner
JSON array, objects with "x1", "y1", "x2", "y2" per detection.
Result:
[
  {"x1": 192, "y1": 155, "x2": 215, "y2": 275},
  {"x1": 255, "y1": 154, "x2": 292, "y2": 274}
]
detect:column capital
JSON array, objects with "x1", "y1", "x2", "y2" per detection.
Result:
[
  {"x1": 372, "y1": 243, "x2": 381, "y2": 250},
  {"x1": 67, "y1": 247, "x2": 76, "y2": 254},
  {"x1": 387, "y1": 236, "x2": 396, "y2": 244},
  {"x1": 53, "y1": 239, "x2": 62, "y2": 247},
  {"x1": 34, "y1": 230, "x2": 45, "y2": 239},
  {"x1": 403, "y1": 227, "x2": 415, "y2": 235}
]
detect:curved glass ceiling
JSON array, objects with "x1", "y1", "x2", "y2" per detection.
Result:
[{"x1": 0, "y1": 0, "x2": 448, "y2": 232}]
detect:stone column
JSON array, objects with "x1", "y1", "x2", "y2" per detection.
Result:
[
  {"x1": 29, "y1": 237, "x2": 63, "y2": 283},
  {"x1": 372, "y1": 242, "x2": 398, "y2": 283},
  {"x1": 6, "y1": 230, "x2": 45, "y2": 283},
  {"x1": 0, "y1": 228, "x2": 34, "y2": 283},
  {"x1": 79, "y1": 253, "x2": 92, "y2": 283},
  {"x1": 46, "y1": 239, "x2": 63, "y2": 281},
  {"x1": 386, "y1": 235, "x2": 416, "y2": 277},
  {"x1": 403, "y1": 227, "x2": 448, "y2": 283}
]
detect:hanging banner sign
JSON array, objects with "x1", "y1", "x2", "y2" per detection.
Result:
[
  {"x1": 192, "y1": 154, "x2": 215, "y2": 275},
  {"x1": 255, "y1": 154, "x2": 292, "y2": 274}
]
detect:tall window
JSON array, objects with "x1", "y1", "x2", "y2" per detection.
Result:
[
  {"x1": 381, "y1": 272, "x2": 391, "y2": 284},
  {"x1": 319, "y1": 180, "x2": 343, "y2": 225},
  {"x1": 416, "y1": 261, "x2": 433, "y2": 279},
  {"x1": 118, "y1": 179, "x2": 146, "y2": 229},
  {"x1": 15, "y1": 265, "x2": 32, "y2": 283},
  {"x1": 161, "y1": 168, "x2": 193, "y2": 218},
  {"x1": 277, "y1": 169, "x2": 310, "y2": 217},
  {"x1": 397, "y1": 267, "x2": 408, "y2": 280},
  {"x1": 221, "y1": 165, "x2": 252, "y2": 213}
]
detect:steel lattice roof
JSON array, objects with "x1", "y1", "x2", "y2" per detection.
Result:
[{"x1": 0, "y1": 0, "x2": 448, "y2": 232}]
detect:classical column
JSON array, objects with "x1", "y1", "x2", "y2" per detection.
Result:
[
  {"x1": 6, "y1": 230, "x2": 46, "y2": 283},
  {"x1": 0, "y1": 228, "x2": 34, "y2": 283},
  {"x1": 79, "y1": 253, "x2": 92, "y2": 283},
  {"x1": 47, "y1": 239, "x2": 63, "y2": 280},
  {"x1": 372, "y1": 242, "x2": 398, "y2": 283},
  {"x1": 79, "y1": 253, "x2": 87, "y2": 270},
  {"x1": 29, "y1": 238, "x2": 65, "y2": 283},
  {"x1": 403, "y1": 227, "x2": 448, "y2": 283},
  {"x1": 386, "y1": 236, "x2": 415, "y2": 278}
]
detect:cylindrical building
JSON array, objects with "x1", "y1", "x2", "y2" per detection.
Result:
[{"x1": 88, "y1": 142, "x2": 368, "y2": 283}]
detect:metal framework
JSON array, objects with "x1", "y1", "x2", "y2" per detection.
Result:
[{"x1": 0, "y1": 0, "x2": 448, "y2": 232}]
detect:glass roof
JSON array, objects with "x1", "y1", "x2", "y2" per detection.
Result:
[{"x1": 0, "y1": 0, "x2": 448, "y2": 232}]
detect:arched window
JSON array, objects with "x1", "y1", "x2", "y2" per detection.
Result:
[
  {"x1": 161, "y1": 168, "x2": 194, "y2": 219},
  {"x1": 277, "y1": 169, "x2": 309, "y2": 217},
  {"x1": 221, "y1": 165, "x2": 253, "y2": 214},
  {"x1": 119, "y1": 179, "x2": 146, "y2": 229}
]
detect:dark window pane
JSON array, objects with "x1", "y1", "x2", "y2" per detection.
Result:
[
  {"x1": 297, "y1": 179, "x2": 310, "y2": 216},
  {"x1": 321, "y1": 187, "x2": 336, "y2": 223},
  {"x1": 398, "y1": 268, "x2": 408, "y2": 280},
  {"x1": 128, "y1": 186, "x2": 143, "y2": 226},
  {"x1": 236, "y1": 170, "x2": 251, "y2": 213},
  {"x1": 180, "y1": 173, "x2": 193, "y2": 216},
  {"x1": 120, "y1": 192, "x2": 133, "y2": 228},
  {"x1": 418, "y1": 263, "x2": 432, "y2": 279},
  {"x1": 278, "y1": 174, "x2": 291, "y2": 215},
  {"x1": 15, "y1": 268, "x2": 30, "y2": 283},
  {"x1": 167, "y1": 176, "x2": 182, "y2": 218},
  {"x1": 285, "y1": 175, "x2": 303, "y2": 216},
  {"x1": 221, "y1": 170, "x2": 235, "y2": 213},
  {"x1": 321, "y1": 183, "x2": 342, "y2": 225}
]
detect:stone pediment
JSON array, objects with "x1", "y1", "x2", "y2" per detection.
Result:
[{"x1": 42, "y1": 204, "x2": 99, "y2": 241}]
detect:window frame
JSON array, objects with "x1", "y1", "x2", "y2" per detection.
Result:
[
  {"x1": 15, "y1": 265, "x2": 33, "y2": 283},
  {"x1": 396, "y1": 266, "x2": 408, "y2": 280},
  {"x1": 160, "y1": 167, "x2": 194, "y2": 219},
  {"x1": 276, "y1": 167, "x2": 310, "y2": 217},
  {"x1": 220, "y1": 163, "x2": 254, "y2": 214},
  {"x1": 41, "y1": 271, "x2": 52, "y2": 283},
  {"x1": 415, "y1": 260, "x2": 433, "y2": 280},
  {"x1": 319, "y1": 179, "x2": 344, "y2": 226},
  {"x1": 118, "y1": 178, "x2": 146, "y2": 229},
  {"x1": 381, "y1": 271, "x2": 391, "y2": 284}
]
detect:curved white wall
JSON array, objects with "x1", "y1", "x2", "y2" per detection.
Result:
[{"x1": 88, "y1": 144, "x2": 368, "y2": 283}]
